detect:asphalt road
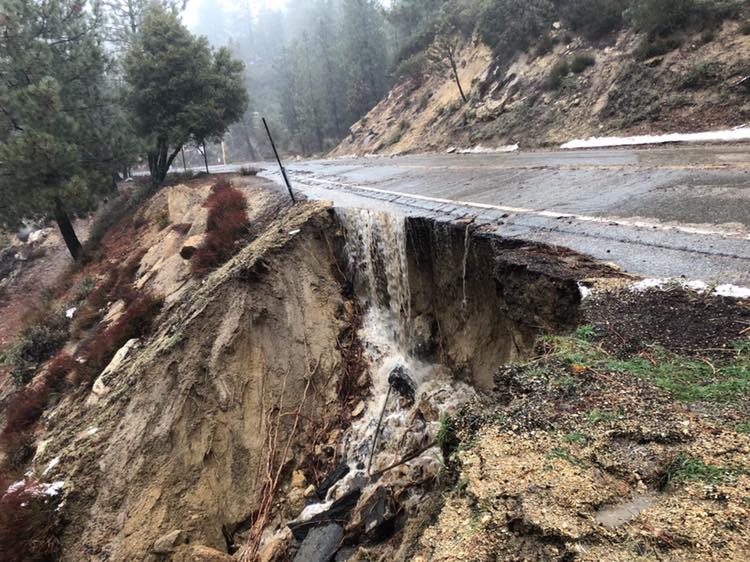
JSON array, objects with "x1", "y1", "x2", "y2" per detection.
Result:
[{"x1": 217, "y1": 144, "x2": 750, "y2": 285}]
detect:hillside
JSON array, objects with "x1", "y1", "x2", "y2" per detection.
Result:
[
  {"x1": 0, "y1": 173, "x2": 748, "y2": 561},
  {"x1": 333, "y1": 16, "x2": 750, "y2": 156}
]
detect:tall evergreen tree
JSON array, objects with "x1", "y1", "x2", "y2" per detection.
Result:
[
  {"x1": 123, "y1": 4, "x2": 248, "y2": 185},
  {"x1": 0, "y1": 0, "x2": 137, "y2": 260}
]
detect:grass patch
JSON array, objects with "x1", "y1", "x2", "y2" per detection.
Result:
[
  {"x1": 541, "y1": 332, "x2": 750, "y2": 403},
  {"x1": 664, "y1": 453, "x2": 741, "y2": 485},
  {"x1": 547, "y1": 446, "x2": 587, "y2": 468},
  {"x1": 565, "y1": 431, "x2": 589, "y2": 445},
  {"x1": 734, "y1": 422, "x2": 750, "y2": 434},
  {"x1": 587, "y1": 409, "x2": 620, "y2": 424}
]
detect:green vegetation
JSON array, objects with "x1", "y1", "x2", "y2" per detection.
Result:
[
  {"x1": 1, "y1": 306, "x2": 68, "y2": 384},
  {"x1": 540, "y1": 329, "x2": 750, "y2": 403},
  {"x1": 546, "y1": 60, "x2": 571, "y2": 90},
  {"x1": 735, "y1": 422, "x2": 750, "y2": 434},
  {"x1": 570, "y1": 52, "x2": 597, "y2": 73},
  {"x1": 562, "y1": 0, "x2": 625, "y2": 40},
  {"x1": 547, "y1": 446, "x2": 588, "y2": 467},
  {"x1": 123, "y1": 5, "x2": 247, "y2": 186},
  {"x1": 664, "y1": 453, "x2": 742, "y2": 485},
  {"x1": 678, "y1": 61, "x2": 723, "y2": 90},
  {"x1": 0, "y1": 0, "x2": 138, "y2": 260},
  {"x1": 565, "y1": 431, "x2": 589, "y2": 445},
  {"x1": 587, "y1": 409, "x2": 620, "y2": 424}
]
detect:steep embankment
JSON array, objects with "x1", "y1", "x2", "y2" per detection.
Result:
[{"x1": 332, "y1": 18, "x2": 750, "y2": 156}]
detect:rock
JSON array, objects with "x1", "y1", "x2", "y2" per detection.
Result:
[
  {"x1": 334, "y1": 547, "x2": 357, "y2": 562},
  {"x1": 172, "y1": 544, "x2": 234, "y2": 562},
  {"x1": 304, "y1": 484, "x2": 317, "y2": 498},
  {"x1": 291, "y1": 469, "x2": 307, "y2": 489},
  {"x1": 351, "y1": 400, "x2": 365, "y2": 418},
  {"x1": 86, "y1": 338, "x2": 139, "y2": 406},
  {"x1": 293, "y1": 523, "x2": 343, "y2": 562},
  {"x1": 180, "y1": 234, "x2": 205, "y2": 260},
  {"x1": 315, "y1": 463, "x2": 350, "y2": 499},
  {"x1": 412, "y1": 314, "x2": 436, "y2": 357},
  {"x1": 348, "y1": 486, "x2": 396, "y2": 541},
  {"x1": 152, "y1": 529, "x2": 188, "y2": 554},
  {"x1": 446, "y1": 146, "x2": 457, "y2": 154},
  {"x1": 288, "y1": 489, "x2": 360, "y2": 541},
  {"x1": 259, "y1": 528, "x2": 292, "y2": 562},
  {"x1": 167, "y1": 185, "x2": 196, "y2": 224},
  {"x1": 388, "y1": 365, "x2": 416, "y2": 404}
]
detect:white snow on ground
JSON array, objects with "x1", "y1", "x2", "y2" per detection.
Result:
[
  {"x1": 578, "y1": 283, "x2": 592, "y2": 300},
  {"x1": 39, "y1": 481, "x2": 65, "y2": 497},
  {"x1": 42, "y1": 457, "x2": 60, "y2": 476},
  {"x1": 631, "y1": 278, "x2": 750, "y2": 299},
  {"x1": 458, "y1": 143, "x2": 519, "y2": 154},
  {"x1": 65, "y1": 307, "x2": 77, "y2": 319},
  {"x1": 714, "y1": 284, "x2": 750, "y2": 298},
  {"x1": 561, "y1": 126, "x2": 750, "y2": 149}
]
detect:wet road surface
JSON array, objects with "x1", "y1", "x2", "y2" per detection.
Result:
[{"x1": 217, "y1": 145, "x2": 750, "y2": 284}]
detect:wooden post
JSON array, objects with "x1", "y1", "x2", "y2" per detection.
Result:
[{"x1": 262, "y1": 117, "x2": 296, "y2": 204}]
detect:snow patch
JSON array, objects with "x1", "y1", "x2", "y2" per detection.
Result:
[
  {"x1": 65, "y1": 307, "x2": 77, "y2": 319},
  {"x1": 39, "y1": 481, "x2": 65, "y2": 497},
  {"x1": 714, "y1": 284, "x2": 750, "y2": 299},
  {"x1": 631, "y1": 278, "x2": 750, "y2": 299},
  {"x1": 458, "y1": 143, "x2": 519, "y2": 154},
  {"x1": 578, "y1": 283, "x2": 592, "y2": 300},
  {"x1": 561, "y1": 126, "x2": 750, "y2": 149},
  {"x1": 42, "y1": 457, "x2": 60, "y2": 476}
]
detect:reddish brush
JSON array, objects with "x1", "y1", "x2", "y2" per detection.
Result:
[
  {"x1": 0, "y1": 386, "x2": 50, "y2": 470},
  {"x1": 191, "y1": 181, "x2": 249, "y2": 277},
  {"x1": 0, "y1": 479, "x2": 61, "y2": 562},
  {"x1": 76, "y1": 294, "x2": 163, "y2": 387},
  {"x1": 45, "y1": 352, "x2": 76, "y2": 392}
]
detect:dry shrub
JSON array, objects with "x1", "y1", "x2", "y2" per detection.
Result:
[
  {"x1": 46, "y1": 352, "x2": 76, "y2": 392},
  {"x1": 71, "y1": 250, "x2": 147, "y2": 338},
  {"x1": 75, "y1": 294, "x2": 163, "y2": 387},
  {"x1": 0, "y1": 479, "x2": 61, "y2": 562},
  {"x1": 0, "y1": 386, "x2": 49, "y2": 470},
  {"x1": 191, "y1": 180, "x2": 249, "y2": 277}
]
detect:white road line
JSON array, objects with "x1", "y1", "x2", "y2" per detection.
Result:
[{"x1": 290, "y1": 174, "x2": 750, "y2": 241}]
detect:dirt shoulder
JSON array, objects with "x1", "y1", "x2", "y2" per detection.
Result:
[{"x1": 416, "y1": 286, "x2": 750, "y2": 561}]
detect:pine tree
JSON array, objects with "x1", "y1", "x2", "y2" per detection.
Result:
[
  {"x1": 123, "y1": 4, "x2": 248, "y2": 185},
  {"x1": 0, "y1": 0, "x2": 137, "y2": 260}
]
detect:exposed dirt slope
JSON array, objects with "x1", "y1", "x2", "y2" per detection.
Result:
[
  {"x1": 34, "y1": 201, "x2": 349, "y2": 561},
  {"x1": 332, "y1": 18, "x2": 750, "y2": 156}
]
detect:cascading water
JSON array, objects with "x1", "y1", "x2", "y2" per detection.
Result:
[{"x1": 294, "y1": 209, "x2": 476, "y2": 523}]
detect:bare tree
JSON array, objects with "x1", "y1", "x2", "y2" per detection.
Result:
[{"x1": 428, "y1": 19, "x2": 468, "y2": 103}]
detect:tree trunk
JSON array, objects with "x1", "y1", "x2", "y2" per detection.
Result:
[
  {"x1": 54, "y1": 197, "x2": 82, "y2": 261},
  {"x1": 149, "y1": 138, "x2": 183, "y2": 187},
  {"x1": 202, "y1": 140, "x2": 209, "y2": 174},
  {"x1": 447, "y1": 47, "x2": 467, "y2": 103}
]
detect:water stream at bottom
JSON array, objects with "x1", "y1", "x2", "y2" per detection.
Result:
[{"x1": 294, "y1": 209, "x2": 476, "y2": 524}]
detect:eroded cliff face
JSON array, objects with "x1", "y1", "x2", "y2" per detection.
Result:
[
  {"x1": 42, "y1": 202, "x2": 347, "y2": 560},
  {"x1": 18, "y1": 181, "x2": 606, "y2": 561}
]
